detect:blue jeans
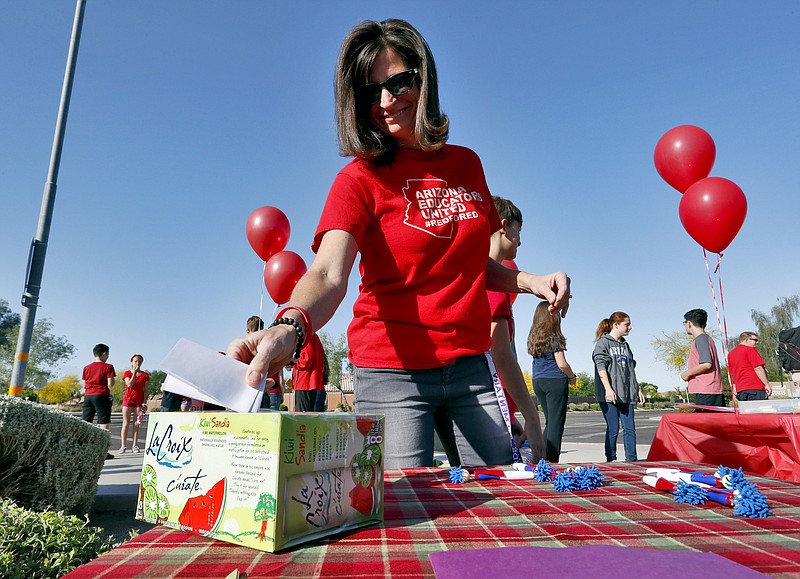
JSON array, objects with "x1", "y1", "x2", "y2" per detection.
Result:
[
  {"x1": 599, "y1": 401, "x2": 638, "y2": 461},
  {"x1": 268, "y1": 391, "x2": 283, "y2": 410},
  {"x1": 354, "y1": 354, "x2": 513, "y2": 469},
  {"x1": 314, "y1": 389, "x2": 327, "y2": 412}
]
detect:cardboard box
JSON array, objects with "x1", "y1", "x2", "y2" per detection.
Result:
[{"x1": 135, "y1": 411, "x2": 384, "y2": 552}]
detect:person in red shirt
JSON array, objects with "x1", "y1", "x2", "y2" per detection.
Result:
[
  {"x1": 227, "y1": 19, "x2": 570, "y2": 468},
  {"x1": 292, "y1": 333, "x2": 325, "y2": 411},
  {"x1": 487, "y1": 196, "x2": 545, "y2": 462},
  {"x1": 728, "y1": 331, "x2": 772, "y2": 401},
  {"x1": 81, "y1": 343, "x2": 115, "y2": 430},
  {"x1": 120, "y1": 353, "x2": 149, "y2": 453}
]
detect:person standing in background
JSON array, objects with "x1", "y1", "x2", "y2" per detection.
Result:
[
  {"x1": 292, "y1": 332, "x2": 325, "y2": 411},
  {"x1": 680, "y1": 309, "x2": 724, "y2": 408},
  {"x1": 728, "y1": 331, "x2": 771, "y2": 401},
  {"x1": 82, "y1": 343, "x2": 116, "y2": 460},
  {"x1": 593, "y1": 312, "x2": 644, "y2": 462},
  {"x1": 120, "y1": 353, "x2": 149, "y2": 453},
  {"x1": 528, "y1": 301, "x2": 576, "y2": 463}
]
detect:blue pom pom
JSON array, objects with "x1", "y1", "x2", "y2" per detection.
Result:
[
  {"x1": 553, "y1": 470, "x2": 577, "y2": 492},
  {"x1": 732, "y1": 481, "x2": 772, "y2": 518},
  {"x1": 534, "y1": 458, "x2": 555, "y2": 482},
  {"x1": 573, "y1": 465, "x2": 606, "y2": 490},
  {"x1": 449, "y1": 466, "x2": 466, "y2": 484},
  {"x1": 673, "y1": 480, "x2": 707, "y2": 505}
]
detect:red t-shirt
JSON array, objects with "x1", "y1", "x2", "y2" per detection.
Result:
[
  {"x1": 728, "y1": 345, "x2": 767, "y2": 391},
  {"x1": 292, "y1": 333, "x2": 325, "y2": 391},
  {"x1": 313, "y1": 145, "x2": 502, "y2": 369},
  {"x1": 122, "y1": 370, "x2": 149, "y2": 406},
  {"x1": 82, "y1": 361, "x2": 115, "y2": 396},
  {"x1": 487, "y1": 289, "x2": 517, "y2": 417}
]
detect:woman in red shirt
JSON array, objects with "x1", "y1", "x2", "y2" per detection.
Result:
[
  {"x1": 120, "y1": 353, "x2": 149, "y2": 453},
  {"x1": 228, "y1": 19, "x2": 570, "y2": 468}
]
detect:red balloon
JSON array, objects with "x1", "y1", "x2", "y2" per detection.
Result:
[
  {"x1": 501, "y1": 259, "x2": 519, "y2": 305},
  {"x1": 246, "y1": 206, "x2": 290, "y2": 262},
  {"x1": 263, "y1": 251, "x2": 307, "y2": 304},
  {"x1": 679, "y1": 177, "x2": 747, "y2": 254},
  {"x1": 654, "y1": 125, "x2": 716, "y2": 193}
]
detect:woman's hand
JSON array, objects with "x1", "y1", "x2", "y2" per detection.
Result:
[
  {"x1": 604, "y1": 387, "x2": 617, "y2": 404},
  {"x1": 227, "y1": 325, "x2": 298, "y2": 388}
]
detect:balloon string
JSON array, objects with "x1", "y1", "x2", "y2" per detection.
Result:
[
  {"x1": 259, "y1": 262, "x2": 266, "y2": 324},
  {"x1": 703, "y1": 249, "x2": 737, "y2": 412}
]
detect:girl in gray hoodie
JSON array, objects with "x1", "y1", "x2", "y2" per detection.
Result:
[{"x1": 592, "y1": 311, "x2": 645, "y2": 461}]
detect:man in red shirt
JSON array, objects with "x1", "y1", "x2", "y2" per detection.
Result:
[
  {"x1": 292, "y1": 333, "x2": 325, "y2": 412},
  {"x1": 81, "y1": 343, "x2": 115, "y2": 429},
  {"x1": 728, "y1": 331, "x2": 772, "y2": 401}
]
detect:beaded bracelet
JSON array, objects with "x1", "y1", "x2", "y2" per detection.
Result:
[
  {"x1": 269, "y1": 317, "x2": 305, "y2": 360},
  {"x1": 276, "y1": 306, "x2": 313, "y2": 340}
]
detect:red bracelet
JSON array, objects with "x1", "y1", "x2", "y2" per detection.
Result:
[{"x1": 275, "y1": 306, "x2": 313, "y2": 342}]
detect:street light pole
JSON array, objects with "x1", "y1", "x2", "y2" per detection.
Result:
[{"x1": 8, "y1": 0, "x2": 87, "y2": 396}]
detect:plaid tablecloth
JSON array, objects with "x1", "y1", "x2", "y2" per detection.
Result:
[{"x1": 66, "y1": 461, "x2": 800, "y2": 578}]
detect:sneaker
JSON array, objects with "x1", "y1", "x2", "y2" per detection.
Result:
[
  {"x1": 119, "y1": 446, "x2": 127, "y2": 454},
  {"x1": 105, "y1": 453, "x2": 115, "y2": 460},
  {"x1": 132, "y1": 446, "x2": 141, "y2": 453}
]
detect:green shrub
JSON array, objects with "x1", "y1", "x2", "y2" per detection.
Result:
[
  {"x1": 589, "y1": 403, "x2": 600, "y2": 411},
  {"x1": 0, "y1": 497, "x2": 113, "y2": 578},
  {"x1": 577, "y1": 402, "x2": 590, "y2": 411},
  {"x1": 0, "y1": 396, "x2": 109, "y2": 515},
  {"x1": 567, "y1": 403, "x2": 577, "y2": 411}
]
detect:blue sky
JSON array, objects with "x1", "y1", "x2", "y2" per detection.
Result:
[{"x1": 2, "y1": 1, "x2": 799, "y2": 392}]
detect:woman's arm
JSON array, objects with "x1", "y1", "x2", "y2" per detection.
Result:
[
  {"x1": 553, "y1": 350, "x2": 577, "y2": 385},
  {"x1": 484, "y1": 259, "x2": 571, "y2": 317},
  {"x1": 228, "y1": 230, "x2": 358, "y2": 387},
  {"x1": 490, "y1": 319, "x2": 545, "y2": 461},
  {"x1": 597, "y1": 369, "x2": 617, "y2": 404}
]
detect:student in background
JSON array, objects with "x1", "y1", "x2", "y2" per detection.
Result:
[
  {"x1": 593, "y1": 312, "x2": 644, "y2": 462},
  {"x1": 527, "y1": 301, "x2": 576, "y2": 463},
  {"x1": 680, "y1": 309, "x2": 724, "y2": 408},
  {"x1": 120, "y1": 353, "x2": 149, "y2": 453}
]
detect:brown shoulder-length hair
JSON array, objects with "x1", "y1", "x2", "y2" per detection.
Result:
[
  {"x1": 527, "y1": 301, "x2": 566, "y2": 357},
  {"x1": 335, "y1": 19, "x2": 449, "y2": 165},
  {"x1": 594, "y1": 311, "x2": 629, "y2": 341}
]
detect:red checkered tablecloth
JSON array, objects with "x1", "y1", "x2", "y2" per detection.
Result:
[{"x1": 66, "y1": 461, "x2": 800, "y2": 578}]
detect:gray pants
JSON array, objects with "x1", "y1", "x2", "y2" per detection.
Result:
[{"x1": 354, "y1": 354, "x2": 512, "y2": 469}]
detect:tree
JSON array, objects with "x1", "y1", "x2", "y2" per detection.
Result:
[
  {"x1": 748, "y1": 295, "x2": 799, "y2": 380},
  {"x1": 639, "y1": 382, "x2": 659, "y2": 401},
  {"x1": 40, "y1": 375, "x2": 82, "y2": 404},
  {"x1": 319, "y1": 332, "x2": 350, "y2": 387},
  {"x1": 569, "y1": 371, "x2": 595, "y2": 397},
  {"x1": 651, "y1": 330, "x2": 693, "y2": 375},
  {"x1": 147, "y1": 370, "x2": 167, "y2": 399},
  {"x1": 0, "y1": 304, "x2": 76, "y2": 391}
]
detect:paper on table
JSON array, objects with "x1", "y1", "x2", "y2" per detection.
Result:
[{"x1": 159, "y1": 338, "x2": 265, "y2": 413}]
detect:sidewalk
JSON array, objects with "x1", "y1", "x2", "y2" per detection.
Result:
[{"x1": 91, "y1": 441, "x2": 650, "y2": 513}]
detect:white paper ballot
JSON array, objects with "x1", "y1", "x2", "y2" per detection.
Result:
[{"x1": 159, "y1": 338, "x2": 265, "y2": 413}]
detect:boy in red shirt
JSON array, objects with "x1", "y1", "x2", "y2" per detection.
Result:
[
  {"x1": 81, "y1": 343, "x2": 115, "y2": 430},
  {"x1": 487, "y1": 196, "x2": 545, "y2": 462}
]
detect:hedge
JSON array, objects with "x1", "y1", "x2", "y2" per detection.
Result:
[{"x1": 0, "y1": 396, "x2": 109, "y2": 515}]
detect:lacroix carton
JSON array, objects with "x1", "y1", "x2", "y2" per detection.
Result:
[{"x1": 135, "y1": 411, "x2": 384, "y2": 552}]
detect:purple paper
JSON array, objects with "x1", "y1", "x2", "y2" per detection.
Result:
[{"x1": 429, "y1": 545, "x2": 765, "y2": 578}]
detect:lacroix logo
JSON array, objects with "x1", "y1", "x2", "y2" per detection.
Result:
[{"x1": 401, "y1": 178, "x2": 484, "y2": 239}]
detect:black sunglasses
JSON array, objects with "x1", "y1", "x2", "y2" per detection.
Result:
[{"x1": 360, "y1": 68, "x2": 418, "y2": 105}]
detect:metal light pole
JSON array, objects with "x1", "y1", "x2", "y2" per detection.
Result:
[{"x1": 8, "y1": 0, "x2": 87, "y2": 396}]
